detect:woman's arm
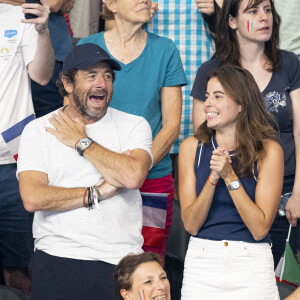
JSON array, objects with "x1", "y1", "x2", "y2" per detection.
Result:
[
  {"x1": 285, "y1": 88, "x2": 300, "y2": 226},
  {"x1": 178, "y1": 137, "x2": 219, "y2": 235},
  {"x1": 212, "y1": 141, "x2": 284, "y2": 240},
  {"x1": 151, "y1": 85, "x2": 182, "y2": 167},
  {"x1": 193, "y1": 98, "x2": 206, "y2": 133}
]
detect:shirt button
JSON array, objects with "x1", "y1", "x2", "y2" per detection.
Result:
[{"x1": 224, "y1": 242, "x2": 228, "y2": 247}]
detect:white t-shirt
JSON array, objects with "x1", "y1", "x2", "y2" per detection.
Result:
[
  {"x1": 0, "y1": 4, "x2": 37, "y2": 164},
  {"x1": 17, "y1": 107, "x2": 153, "y2": 265}
]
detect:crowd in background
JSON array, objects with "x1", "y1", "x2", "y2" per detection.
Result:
[{"x1": 0, "y1": 0, "x2": 300, "y2": 299}]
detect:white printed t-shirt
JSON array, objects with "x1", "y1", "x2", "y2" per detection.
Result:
[
  {"x1": 0, "y1": 4, "x2": 37, "y2": 164},
  {"x1": 17, "y1": 107, "x2": 153, "y2": 265}
]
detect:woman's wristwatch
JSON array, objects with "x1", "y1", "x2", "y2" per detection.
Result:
[{"x1": 227, "y1": 179, "x2": 241, "y2": 191}]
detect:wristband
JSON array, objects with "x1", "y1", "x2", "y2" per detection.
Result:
[{"x1": 208, "y1": 175, "x2": 219, "y2": 186}]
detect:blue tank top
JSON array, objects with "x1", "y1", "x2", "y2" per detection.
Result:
[{"x1": 194, "y1": 135, "x2": 271, "y2": 243}]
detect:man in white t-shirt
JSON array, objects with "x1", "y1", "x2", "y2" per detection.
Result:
[
  {"x1": 17, "y1": 43, "x2": 153, "y2": 300},
  {"x1": 0, "y1": 0, "x2": 54, "y2": 295}
]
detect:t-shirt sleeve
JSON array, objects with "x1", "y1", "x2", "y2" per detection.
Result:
[
  {"x1": 122, "y1": 117, "x2": 153, "y2": 166},
  {"x1": 163, "y1": 40, "x2": 188, "y2": 87},
  {"x1": 17, "y1": 121, "x2": 48, "y2": 176},
  {"x1": 285, "y1": 51, "x2": 300, "y2": 92},
  {"x1": 191, "y1": 59, "x2": 217, "y2": 101},
  {"x1": 21, "y1": 23, "x2": 37, "y2": 67}
]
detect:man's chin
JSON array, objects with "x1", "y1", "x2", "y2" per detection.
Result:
[{"x1": 85, "y1": 107, "x2": 108, "y2": 120}]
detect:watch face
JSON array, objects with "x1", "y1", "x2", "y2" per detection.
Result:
[
  {"x1": 80, "y1": 138, "x2": 91, "y2": 147},
  {"x1": 232, "y1": 181, "x2": 240, "y2": 189},
  {"x1": 228, "y1": 180, "x2": 241, "y2": 190}
]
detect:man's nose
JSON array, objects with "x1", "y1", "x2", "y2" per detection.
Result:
[{"x1": 94, "y1": 75, "x2": 106, "y2": 88}]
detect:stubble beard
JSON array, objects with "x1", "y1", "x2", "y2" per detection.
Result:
[{"x1": 73, "y1": 91, "x2": 109, "y2": 123}]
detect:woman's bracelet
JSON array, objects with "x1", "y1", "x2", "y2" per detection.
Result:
[{"x1": 208, "y1": 175, "x2": 219, "y2": 186}]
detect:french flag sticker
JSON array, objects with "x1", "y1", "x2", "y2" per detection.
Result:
[
  {"x1": 141, "y1": 192, "x2": 168, "y2": 248},
  {"x1": 2, "y1": 114, "x2": 35, "y2": 161}
]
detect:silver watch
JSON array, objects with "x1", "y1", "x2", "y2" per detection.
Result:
[
  {"x1": 227, "y1": 179, "x2": 241, "y2": 191},
  {"x1": 76, "y1": 137, "x2": 94, "y2": 156}
]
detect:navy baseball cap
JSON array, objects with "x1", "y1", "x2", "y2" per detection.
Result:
[{"x1": 62, "y1": 43, "x2": 121, "y2": 72}]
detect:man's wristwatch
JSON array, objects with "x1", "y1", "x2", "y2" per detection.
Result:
[
  {"x1": 227, "y1": 179, "x2": 241, "y2": 191},
  {"x1": 76, "y1": 137, "x2": 94, "y2": 156}
]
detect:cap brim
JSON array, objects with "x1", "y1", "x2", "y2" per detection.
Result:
[{"x1": 63, "y1": 56, "x2": 121, "y2": 72}]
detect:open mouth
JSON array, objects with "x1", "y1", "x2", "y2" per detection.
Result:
[
  {"x1": 207, "y1": 112, "x2": 219, "y2": 118},
  {"x1": 88, "y1": 95, "x2": 105, "y2": 105}
]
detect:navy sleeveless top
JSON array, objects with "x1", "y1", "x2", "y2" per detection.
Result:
[{"x1": 194, "y1": 136, "x2": 271, "y2": 243}]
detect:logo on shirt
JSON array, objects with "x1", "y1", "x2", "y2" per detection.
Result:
[
  {"x1": 4, "y1": 30, "x2": 17, "y2": 38},
  {"x1": 265, "y1": 87, "x2": 289, "y2": 113},
  {"x1": 0, "y1": 47, "x2": 9, "y2": 55}
]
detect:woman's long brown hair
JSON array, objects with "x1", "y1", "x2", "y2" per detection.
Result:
[{"x1": 195, "y1": 65, "x2": 279, "y2": 178}]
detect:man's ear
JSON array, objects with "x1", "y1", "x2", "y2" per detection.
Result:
[
  {"x1": 61, "y1": 76, "x2": 74, "y2": 94},
  {"x1": 229, "y1": 14, "x2": 237, "y2": 30}
]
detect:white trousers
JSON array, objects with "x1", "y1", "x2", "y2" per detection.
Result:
[{"x1": 181, "y1": 237, "x2": 279, "y2": 300}]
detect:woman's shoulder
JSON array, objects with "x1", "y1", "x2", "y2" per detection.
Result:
[
  {"x1": 147, "y1": 32, "x2": 176, "y2": 48},
  {"x1": 179, "y1": 136, "x2": 200, "y2": 153},
  {"x1": 77, "y1": 32, "x2": 104, "y2": 46},
  {"x1": 265, "y1": 139, "x2": 283, "y2": 153},
  {"x1": 278, "y1": 49, "x2": 300, "y2": 68},
  {"x1": 198, "y1": 57, "x2": 220, "y2": 72},
  {"x1": 259, "y1": 139, "x2": 283, "y2": 165}
]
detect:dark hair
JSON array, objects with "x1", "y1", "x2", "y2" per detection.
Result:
[
  {"x1": 56, "y1": 62, "x2": 116, "y2": 97},
  {"x1": 114, "y1": 252, "x2": 164, "y2": 297},
  {"x1": 215, "y1": 0, "x2": 281, "y2": 71},
  {"x1": 195, "y1": 65, "x2": 278, "y2": 177},
  {"x1": 56, "y1": 68, "x2": 78, "y2": 97}
]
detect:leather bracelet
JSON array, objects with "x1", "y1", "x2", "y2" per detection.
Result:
[{"x1": 208, "y1": 175, "x2": 219, "y2": 186}]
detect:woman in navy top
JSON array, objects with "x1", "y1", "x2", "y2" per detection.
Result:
[
  {"x1": 192, "y1": 0, "x2": 300, "y2": 267},
  {"x1": 179, "y1": 65, "x2": 283, "y2": 299}
]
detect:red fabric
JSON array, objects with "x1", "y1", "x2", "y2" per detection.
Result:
[
  {"x1": 140, "y1": 174, "x2": 174, "y2": 257},
  {"x1": 142, "y1": 226, "x2": 165, "y2": 248},
  {"x1": 64, "y1": 13, "x2": 73, "y2": 38}
]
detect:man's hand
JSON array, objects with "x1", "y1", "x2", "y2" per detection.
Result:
[
  {"x1": 21, "y1": 0, "x2": 50, "y2": 33},
  {"x1": 196, "y1": 0, "x2": 215, "y2": 15},
  {"x1": 46, "y1": 109, "x2": 87, "y2": 149},
  {"x1": 150, "y1": 1, "x2": 158, "y2": 19},
  {"x1": 285, "y1": 193, "x2": 300, "y2": 227}
]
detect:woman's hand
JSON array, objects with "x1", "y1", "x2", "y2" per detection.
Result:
[
  {"x1": 285, "y1": 193, "x2": 300, "y2": 227},
  {"x1": 150, "y1": 1, "x2": 158, "y2": 19},
  {"x1": 210, "y1": 148, "x2": 233, "y2": 180}
]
